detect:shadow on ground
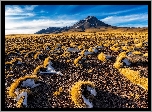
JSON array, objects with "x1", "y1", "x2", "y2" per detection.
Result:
[{"x1": 92, "y1": 88, "x2": 139, "y2": 108}]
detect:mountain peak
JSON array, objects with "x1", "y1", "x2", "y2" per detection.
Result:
[
  {"x1": 85, "y1": 16, "x2": 97, "y2": 20},
  {"x1": 35, "y1": 16, "x2": 112, "y2": 34}
]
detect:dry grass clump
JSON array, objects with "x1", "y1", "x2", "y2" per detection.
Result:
[
  {"x1": 134, "y1": 39, "x2": 139, "y2": 44},
  {"x1": 8, "y1": 75, "x2": 38, "y2": 98},
  {"x1": 53, "y1": 87, "x2": 63, "y2": 97},
  {"x1": 74, "y1": 56, "x2": 83, "y2": 66},
  {"x1": 24, "y1": 51, "x2": 35, "y2": 58},
  {"x1": 78, "y1": 45, "x2": 84, "y2": 50},
  {"x1": 7, "y1": 51, "x2": 18, "y2": 56},
  {"x1": 43, "y1": 57, "x2": 53, "y2": 68},
  {"x1": 143, "y1": 53, "x2": 148, "y2": 57},
  {"x1": 15, "y1": 88, "x2": 31, "y2": 108},
  {"x1": 110, "y1": 46, "x2": 120, "y2": 52},
  {"x1": 16, "y1": 96, "x2": 24, "y2": 108},
  {"x1": 88, "y1": 47, "x2": 94, "y2": 52},
  {"x1": 97, "y1": 52, "x2": 106, "y2": 62},
  {"x1": 132, "y1": 51, "x2": 142, "y2": 55},
  {"x1": 20, "y1": 50, "x2": 27, "y2": 55},
  {"x1": 62, "y1": 51, "x2": 71, "y2": 57},
  {"x1": 34, "y1": 52, "x2": 41, "y2": 59},
  {"x1": 79, "y1": 49, "x2": 86, "y2": 56},
  {"x1": 113, "y1": 62, "x2": 123, "y2": 69},
  {"x1": 43, "y1": 43, "x2": 51, "y2": 50},
  {"x1": 121, "y1": 46, "x2": 128, "y2": 51},
  {"x1": 103, "y1": 43, "x2": 109, "y2": 47},
  {"x1": 5, "y1": 58, "x2": 22, "y2": 65},
  {"x1": 70, "y1": 42, "x2": 76, "y2": 47},
  {"x1": 70, "y1": 81, "x2": 95, "y2": 108},
  {"x1": 113, "y1": 43, "x2": 119, "y2": 47},
  {"x1": 113, "y1": 52, "x2": 126, "y2": 69},
  {"x1": 88, "y1": 69, "x2": 93, "y2": 73},
  {"x1": 33, "y1": 65, "x2": 43, "y2": 75},
  {"x1": 121, "y1": 46, "x2": 131, "y2": 52},
  {"x1": 119, "y1": 68, "x2": 148, "y2": 90},
  {"x1": 135, "y1": 42, "x2": 143, "y2": 48}
]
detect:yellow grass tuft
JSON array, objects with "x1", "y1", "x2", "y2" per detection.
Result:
[
  {"x1": 132, "y1": 51, "x2": 142, "y2": 55},
  {"x1": 62, "y1": 51, "x2": 71, "y2": 57},
  {"x1": 88, "y1": 69, "x2": 93, "y2": 73},
  {"x1": 88, "y1": 47, "x2": 93, "y2": 52},
  {"x1": 34, "y1": 52, "x2": 41, "y2": 59},
  {"x1": 70, "y1": 81, "x2": 95, "y2": 108},
  {"x1": 66, "y1": 60, "x2": 71, "y2": 63},
  {"x1": 5, "y1": 58, "x2": 22, "y2": 65},
  {"x1": 135, "y1": 42, "x2": 143, "y2": 48},
  {"x1": 74, "y1": 56, "x2": 83, "y2": 66},
  {"x1": 113, "y1": 52, "x2": 126, "y2": 69},
  {"x1": 122, "y1": 46, "x2": 128, "y2": 51},
  {"x1": 8, "y1": 75, "x2": 38, "y2": 98},
  {"x1": 43, "y1": 57, "x2": 53, "y2": 68},
  {"x1": 78, "y1": 45, "x2": 84, "y2": 50},
  {"x1": 97, "y1": 52, "x2": 106, "y2": 62},
  {"x1": 16, "y1": 96, "x2": 24, "y2": 108},
  {"x1": 80, "y1": 49, "x2": 85, "y2": 56},
  {"x1": 119, "y1": 68, "x2": 148, "y2": 90},
  {"x1": 24, "y1": 51, "x2": 35, "y2": 58},
  {"x1": 110, "y1": 46, "x2": 119, "y2": 52},
  {"x1": 53, "y1": 87, "x2": 63, "y2": 96},
  {"x1": 143, "y1": 53, "x2": 148, "y2": 57},
  {"x1": 33, "y1": 65, "x2": 43, "y2": 75},
  {"x1": 113, "y1": 62, "x2": 123, "y2": 69}
]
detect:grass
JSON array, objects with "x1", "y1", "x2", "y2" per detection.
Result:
[
  {"x1": 113, "y1": 52, "x2": 126, "y2": 69},
  {"x1": 97, "y1": 52, "x2": 106, "y2": 62},
  {"x1": 74, "y1": 56, "x2": 83, "y2": 66},
  {"x1": 8, "y1": 75, "x2": 38, "y2": 98},
  {"x1": 43, "y1": 57, "x2": 53, "y2": 68},
  {"x1": 70, "y1": 81, "x2": 95, "y2": 108},
  {"x1": 33, "y1": 65, "x2": 43, "y2": 75},
  {"x1": 53, "y1": 87, "x2": 63, "y2": 97},
  {"x1": 5, "y1": 30, "x2": 148, "y2": 108},
  {"x1": 143, "y1": 53, "x2": 148, "y2": 57},
  {"x1": 119, "y1": 68, "x2": 148, "y2": 91}
]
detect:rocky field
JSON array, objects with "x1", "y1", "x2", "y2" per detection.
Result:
[{"x1": 5, "y1": 31, "x2": 148, "y2": 108}]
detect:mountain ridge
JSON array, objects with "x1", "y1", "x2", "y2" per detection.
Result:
[{"x1": 35, "y1": 16, "x2": 116, "y2": 34}]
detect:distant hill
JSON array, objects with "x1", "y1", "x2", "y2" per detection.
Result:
[{"x1": 35, "y1": 16, "x2": 115, "y2": 34}]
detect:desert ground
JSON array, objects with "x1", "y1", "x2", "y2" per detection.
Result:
[{"x1": 5, "y1": 28, "x2": 148, "y2": 108}]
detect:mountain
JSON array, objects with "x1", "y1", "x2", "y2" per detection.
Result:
[
  {"x1": 70, "y1": 16, "x2": 111, "y2": 30},
  {"x1": 35, "y1": 26, "x2": 70, "y2": 34},
  {"x1": 35, "y1": 16, "x2": 113, "y2": 34}
]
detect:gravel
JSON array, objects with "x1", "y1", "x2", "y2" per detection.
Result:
[{"x1": 5, "y1": 35, "x2": 148, "y2": 108}]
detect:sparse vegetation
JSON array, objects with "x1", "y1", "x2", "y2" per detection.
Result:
[
  {"x1": 70, "y1": 81, "x2": 95, "y2": 108},
  {"x1": 5, "y1": 29, "x2": 148, "y2": 108},
  {"x1": 8, "y1": 75, "x2": 38, "y2": 98}
]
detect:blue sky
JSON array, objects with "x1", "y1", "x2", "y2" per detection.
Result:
[{"x1": 5, "y1": 5, "x2": 148, "y2": 34}]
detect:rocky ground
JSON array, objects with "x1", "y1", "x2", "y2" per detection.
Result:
[
  {"x1": 5, "y1": 46, "x2": 148, "y2": 108},
  {"x1": 5, "y1": 34, "x2": 148, "y2": 108}
]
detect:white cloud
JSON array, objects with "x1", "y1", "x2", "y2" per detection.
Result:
[
  {"x1": 101, "y1": 13, "x2": 148, "y2": 25},
  {"x1": 5, "y1": 16, "x2": 29, "y2": 20},
  {"x1": 5, "y1": 5, "x2": 23, "y2": 15},
  {"x1": 5, "y1": 5, "x2": 78, "y2": 35},
  {"x1": 24, "y1": 5, "x2": 38, "y2": 10},
  {"x1": 5, "y1": 19, "x2": 78, "y2": 34},
  {"x1": 5, "y1": 5, "x2": 37, "y2": 18},
  {"x1": 118, "y1": 24, "x2": 148, "y2": 27}
]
